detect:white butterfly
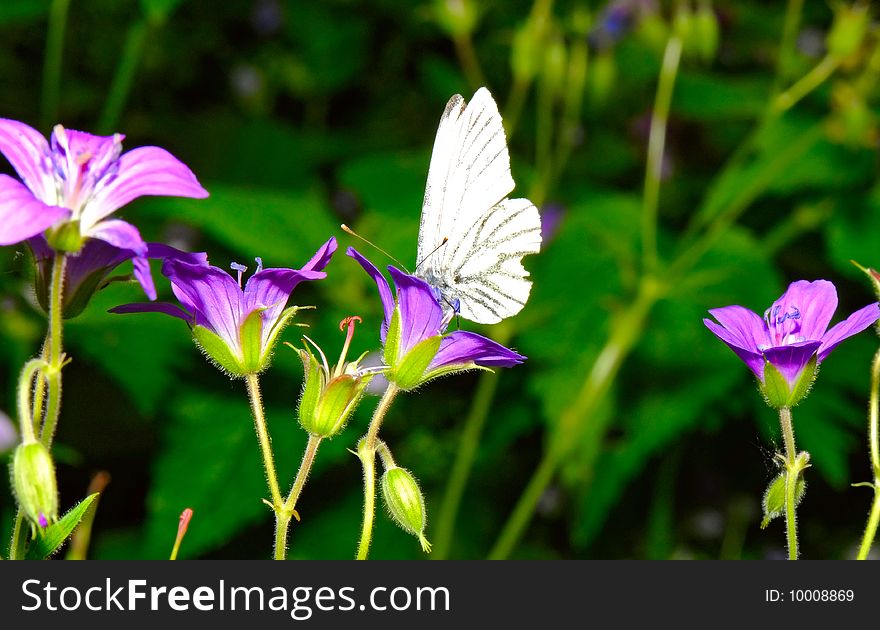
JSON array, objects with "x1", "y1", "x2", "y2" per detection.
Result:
[{"x1": 416, "y1": 87, "x2": 543, "y2": 325}]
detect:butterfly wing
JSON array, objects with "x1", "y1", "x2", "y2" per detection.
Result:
[{"x1": 416, "y1": 88, "x2": 541, "y2": 325}]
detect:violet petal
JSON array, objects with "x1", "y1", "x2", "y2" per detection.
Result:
[
  {"x1": 0, "y1": 175, "x2": 70, "y2": 245},
  {"x1": 818, "y1": 302, "x2": 880, "y2": 362},
  {"x1": 431, "y1": 330, "x2": 525, "y2": 369}
]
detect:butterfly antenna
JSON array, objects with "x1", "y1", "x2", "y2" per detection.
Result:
[
  {"x1": 414, "y1": 237, "x2": 448, "y2": 272},
  {"x1": 341, "y1": 224, "x2": 409, "y2": 271}
]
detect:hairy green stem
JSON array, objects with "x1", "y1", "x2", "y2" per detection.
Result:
[
  {"x1": 275, "y1": 434, "x2": 323, "y2": 560},
  {"x1": 642, "y1": 36, "x2": 682, "y2": 274},
  {"x1": 39, "y1": 254, "x2": 67, "y2": 448},
  {"x1": 857, "y1": 345, "x2": 880, "y2": 559},
  {"x1": 356, "y1": 383, "x2": 400, "y2": 560},
  {"x1": 778, "y1": 407, "x2": 799, "y2": 560},
  {"x1": 40, "y1": 0, "x2": 71, "y2": 128}
]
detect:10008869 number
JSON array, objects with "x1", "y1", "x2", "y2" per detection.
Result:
[{"x1": 789, "y1": 590, "x2": 854, "y2": 603}]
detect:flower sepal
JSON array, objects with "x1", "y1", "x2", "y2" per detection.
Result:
[
  {"x1": 760, "y1": 355, "x2": 818, "y2": 409},
  {"x1": 192, "y1": 324, "x2": 248, "y2": 378},
  {"x1": 12, "y1": 441, "x2": 59, "y2": 532},
  {"x1": 388, "y1": 334, "x2": 442, "y2": 390},
  {"x1": 46, "y1": 220, "x2": 83, "y2": 254}
]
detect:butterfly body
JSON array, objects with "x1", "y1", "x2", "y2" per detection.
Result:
[{"x1": 415, "y1": 88, "x2": 542, "y2": 325}]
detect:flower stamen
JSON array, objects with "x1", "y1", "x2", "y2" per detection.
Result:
[
  {"x1": 230, "y1": 262, "x2": 247, "y2": 288},
  {"x1": 335, "y1": 315, "x2": 362, "y2": 377}
]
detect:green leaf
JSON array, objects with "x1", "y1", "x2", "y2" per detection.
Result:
[
  {"x1": 761, "y1": 472, "x2": 806, "y2": 529},
  {"x1": 26, "y1": 493, "x2": 99, "y2": 559}
]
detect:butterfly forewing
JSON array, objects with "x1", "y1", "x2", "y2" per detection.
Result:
[{"x1": 416, "y1": 88, "x2": 542, "y2": 325}]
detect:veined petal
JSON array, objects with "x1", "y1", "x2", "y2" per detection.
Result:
[
  {"x1": 763, "y1": 340, "x2": 822, "y2": 388},
  {"x1": 144, "y1": 242, "x2": 209, "y2": 267},
  {"x1": 703, "y1": 318, "x2": 766, "y2": 380},
  {"x1": 818, "y1": 302, "x2": 880, "y2": 362},
  {"x1": 706, "y1": 305, "x2": 768, "y2": 353},
  {"x1": 0, "y1": 118, "x2": 51, "y2": 201},
  {"x1": 768, "y1": 280, "x2": 837, "y2": 343},
  {"x1": 243, "y1": 267, "x2": 325, "y2": 342},
  {"x1": 347, "y1": 247, "x2": 394, "y2": 341},
  {"x1": 431, "y1": 330, "x2": 525, "y2": 369},
  {"x1": 109, "y1": 301, "x2": 193, "y2": 322},
  {"x1": 132, "y1": 255, "x2": 156, "y2": 300},
  {"x1": 162, "y1": 259, "x2": 243, "y2": 351},
  {"x1": 388, "y1": 266, "x2": 444, "y2": 356},
  {"x1": 0, "y1": 175, "x2": 70, "y2": 245},
  {"x1": 83, "y1": 146, "x2": 208, "y2": 227},
  {"x1": 85, "y1": 219, "x2": 148, "y2": 256}
]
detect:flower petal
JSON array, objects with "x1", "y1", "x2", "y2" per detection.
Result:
[
  {"x1": 145, "y1": 242, "x2": 209, "y2": 267},
  {"x1": 0, "y1": 118, "x2": 51, "y2": 200},
  {"x1": 109, "y1": 301, "x2": 193, "y2": 322},
  {"x1": 84, "y1": 145, "x2": 209, "y2": 226},
  {"x1": 85, "y1": 219, "x2": 148, "y2": 256},
  {"x1": 703, "y1": 318, "x2": 767, "y2": 380},
  {"x1": 243, "y1": 267, "x2": 326, "y2": 338},
  {"x1": 347, "y1": 247, "x2": 394, "y2": 341},
  {"x1": 705, "y1": 305, "x2": 768, "y2": 353},
  {"x1": 132, "y1": 255, "x2": 156, "y2": 300},
  {"x1": 162, "y1": 258, "x2": 243, "y2": 351},
  {"x1": 301, "y1": 237, "x2": 337, "y2": 272},
  {"x1": 769, "y1": 280, "x2": 837, "y2": 342},
  {"x1": 388, "y1": 266, "x2": 444, "y2": 356},
  {"x1": 0, "y1": 175, "x2": 69, "y2": 245},
  {"x1": 818, "y1": 302, "x2": 880, "y2": 362},
  {"x1": 431, "y1": 330, "x2": 525, "y2": 369},
  {"x1": 763, "y1": 340, "x2": 822, "y2": 387}
]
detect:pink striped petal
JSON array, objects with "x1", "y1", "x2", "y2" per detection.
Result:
[
  {"x1": 0, "y1": 118, "x2": 51, "y2": 201},
  {"x1": 0, "y1": 175, "x2": 69, "y2": 245}
]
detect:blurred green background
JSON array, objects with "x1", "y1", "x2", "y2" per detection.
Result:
[{"x1": 1, "y1": 0, "x2": 880, "y2": 559}]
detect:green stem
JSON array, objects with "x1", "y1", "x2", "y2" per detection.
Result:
[
  {"x1": 857, "y1": 344, "x2": 880, "y2": 559},
  {"x1": 40, "y1": 0, "x2": 71, "y2": 128},
  {"x1": 433, "y1": 370, "x2": 502, "y2": 559},
  {"x1": 452, "y1": 33, "x2": 486, "y2": 93},
  {"x1": 244, "y1": 373, "x2": 286, "y2": 560},
  {"x1": 489, "y1": 282, "x2": 660, "y2": 559},
  {"x1": 274, "y1": 434, "x2": 323, "y2": 560},
  {"x1": 773, "y1": 54, "x2": 840, "y2": 114},
  {"x1": 17, "y1": 359, "x2": 47, "y2": 443},
  {"x1": 771, "y1": 0, "x2": 805, "y2": 99},
  {"x1": 97, "y1": 20, "x2": 148, "y2": 133},
  {"x1": 504, "y1": 77, "x2": 529, "y2": 139},
  {"x1": 778, "y1": 407, "x2": 799, "y2": 560},
  {"x1": 38, "y1": 254, "x2": 66, "y2": 448},
  {"x1": 356, "y1": 383, "x2": 400, "y2": 560},
  {"x1": 642, "y1": 36, "x2": 682, "y2": 274}
]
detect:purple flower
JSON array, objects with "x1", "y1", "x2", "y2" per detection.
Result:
[
  {"x1": 704, "y1": 280, "x2": 880, "y2": 406},
  {"x1": 111, "y1": 238, "x2": 337, "y2": 376},
  {"x1": 0, "y1": 119, "x2": 207, "y2": 256},
  {"x1": 348, "y1": 247, "x2": 524, "y2": 390},
  {"x1": 28, "y1": 235, "x2": 207, "y2": 318}
]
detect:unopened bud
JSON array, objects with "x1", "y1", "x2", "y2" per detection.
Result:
[
  {"x1": 827, "y1": 3, "x2": 869, "y2": 60},
  {"x1": 381, "y1": 466, "x2": 431, "y2": 553},
  {"x1": 12, "y1": 442, "x2": 58, "y2": 530}
]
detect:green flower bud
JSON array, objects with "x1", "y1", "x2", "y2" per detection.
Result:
[
  {"x1": 511, "y1": 20, "x2": 543, "y2": 84},
  {"x1": 12, "y1": 442, "x2": 59, "y2": 530},
  {"x1": 587, "y1": 51, "x2": 617, "y2": 107},
  {"x1": 46, "y1": 220, "x2": 83, "y2": 254},
  {"x1": 433, "y1": 0, "x2": 478, "y2": 38},
  {"x1": 694, "y1": 1, "x2": 720, "y2": 63},
  {"x1": 381, "y1": 466, "x2": 431, "y2": 553},
  {"x1": 542, "y1": 35, "x2": 568, "y2": 102},
  {"x1": 827, "y1": 2, "x2": 869, "y2": 60},
  {"x1": 761, "y1": 469, "x2": 806, "y2": 529}
]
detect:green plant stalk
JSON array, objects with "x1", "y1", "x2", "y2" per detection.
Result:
[
  {"x1": 10, "y1": 255, "x2": 67, "y2": 559},
  {"x1": 97, "y1": 20, "x2": 148, "y2": 133},
  {"x1": 274, "y1": 433, "x2": 323, "y2": 560},
  {"x1": 452, "y1": 33, "x2": 486, "y2": 93},
  {"x1": 857, "y1": 344, "x2": 880, "y2": 559},
  {"x1": 771, "y1": 0, "x2": 805, "y2": 97},
  {"x1": 40, "y1": 0, "x2": 71, "y2": 128},
  {"x1": 773, "y1": 54, "x2": 840, "y2": 113},
  {"x1": 356, "y1": 383, "x2": 400, "y2": 560},
  {"x1": 432, "y1": 370, "x2": 502, "y2": 559},
  {"x1": 244, "y1": 373, "x2": 286, "y2": 559},
  {"x1": 39, "y1": 254, "x2": 67, "y2": 447},
  {"x1": 489, "y1": 281, "x2": 659, "y2": 559},
  {"x1": 778, "y1": 407, "x2": 799, "y2": 560},
  {"x1": 642, "y1": 36, "x2": 682, "y2": 275}
]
